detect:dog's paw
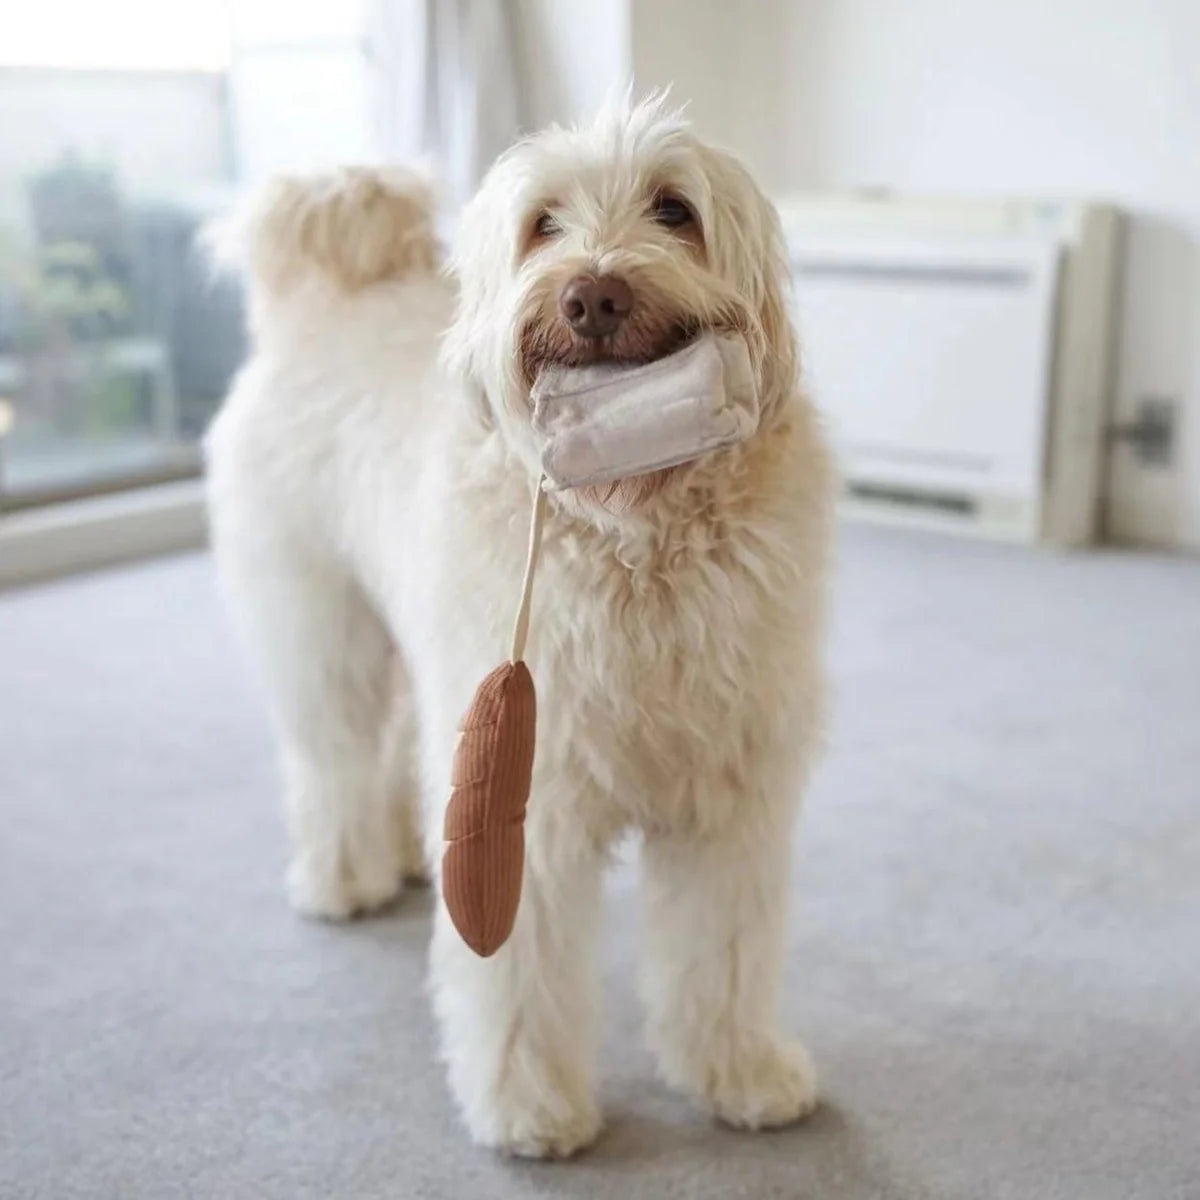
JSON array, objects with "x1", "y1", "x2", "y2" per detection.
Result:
[
  {"x1": 468, "y1": 1084, "x2": 602, "y2": 1159},
  {"x1": 286, "y1": 853, "x2": 401, "y2": 920},
  {"x1": 707, "y1": 1038, "x2": 818, "y2": 1130}
]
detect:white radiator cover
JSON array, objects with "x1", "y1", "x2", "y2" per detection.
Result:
[{"x1": 779, "y1": 195, "x2": 1124, "y2": 545}]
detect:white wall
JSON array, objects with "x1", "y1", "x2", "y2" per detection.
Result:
[
  {"x1": 631, "y1": 0, "x2": 791, "y2": 189},
  {"x1": 514, "y1": 0, "x2": 788, "y2": 165},
  {"x1": 514, "y1": 0, "x2": 631, "y2": 129},
  {"x1": 776, "y1": 0, "x2": 1200, "y2": 549},
  {"x1": 628, "y1": 0, "x2": 1200, "y2": 549}
]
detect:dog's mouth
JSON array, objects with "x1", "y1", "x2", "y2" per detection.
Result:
[
  {"x1": 519, "y1": 315, "x2": 713, "y2": 514},
  {"x1": 519, "y1": 316, "x2": 700, "y2": 389}
]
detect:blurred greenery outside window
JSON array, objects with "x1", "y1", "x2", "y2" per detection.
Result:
[{"x1": 0, "y1": 7, "x2": 243, "y2": 510}]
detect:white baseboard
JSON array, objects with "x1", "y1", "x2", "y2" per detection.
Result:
[{"x1": 0, "y1": 481, "x2": 207, "y2": 590}]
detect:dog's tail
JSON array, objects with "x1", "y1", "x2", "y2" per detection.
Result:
[{"x1": 207, "y1": 166, "x2": 441, "y2": 315}]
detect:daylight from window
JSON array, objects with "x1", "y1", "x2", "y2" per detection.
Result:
[{"x1": 0, "y1": 2, "x2": 236, "y2": 504}]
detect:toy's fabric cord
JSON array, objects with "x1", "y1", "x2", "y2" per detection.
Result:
[{"x1": 509, "y1": 477, "x2": 548, "y2": 663}]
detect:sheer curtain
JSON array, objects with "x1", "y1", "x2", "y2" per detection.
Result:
[{"x1": 367, "y1": 0, "x2": 524, "y2": 208}]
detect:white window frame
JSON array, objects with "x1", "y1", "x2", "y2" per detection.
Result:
[{"x1": 0, "y1": 481, "x2": 206, "y2": 588}]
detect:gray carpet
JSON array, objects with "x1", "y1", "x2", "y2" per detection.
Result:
[{"x1": 3, "y1": 525, "x2": 1199, "y2": 1200}]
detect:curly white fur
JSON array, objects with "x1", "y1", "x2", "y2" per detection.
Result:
[{"x1": 206, "y1": 95, "x2": 833, "y2": 1158}]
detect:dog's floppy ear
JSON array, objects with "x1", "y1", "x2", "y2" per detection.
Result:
[
  {"x1": 695, "y1": 146, "x2": 799, "y2": 417},
  {"x1": 439, "y1": 166, "x2": 517, "y2": 429},
  {"x1": 207, "y1": 167, "x2": 440, "y2": 299}
]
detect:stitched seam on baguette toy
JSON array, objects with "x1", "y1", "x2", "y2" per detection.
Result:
[
  {"x1": 444, "y1": 814, "x2": 526, "y2": 844},
  {"x1": 457, "y1": 716, "x2": 503, "y2": 734},
  {"x1": 449, "y1": 720, "x2": 501, "y2": 783}
]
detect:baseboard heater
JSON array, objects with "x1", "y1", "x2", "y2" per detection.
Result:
[
  {"x1": 778, "y1": 194, "x2": 1124, "y2": 545},
  {"x1": 845, "y1": 480, "x2": 976, "y2": 517}
]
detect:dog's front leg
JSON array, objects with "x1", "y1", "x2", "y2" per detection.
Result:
[
  {"x1": 429, "y1": 803, "x2": 607, "y2": 1158},
  {"x1": 639, "y1": 797, "x2": 817, "y2": 1128}
]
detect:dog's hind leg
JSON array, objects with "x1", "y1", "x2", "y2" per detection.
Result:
[
  {"x1": 214, "y1": 525, "x2": 405, "y2": 919},
  {"x1": 381, "y1": 658, "x2": 429, "y2": 886}
]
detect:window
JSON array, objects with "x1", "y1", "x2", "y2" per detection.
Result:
[
  {"x1": 0, "y1": 2, "x2": 240, "y2": 509},
  {"x1": 0, "y1": 0, "x2": 521, "y2": 523}
]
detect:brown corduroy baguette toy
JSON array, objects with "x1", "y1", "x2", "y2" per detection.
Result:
[
  {"x1": 442, "y1": 486, "x2": 546, "y2": 958},
  {"x1": 441, "y1": 333, "x2": 760, "y2": 958}
]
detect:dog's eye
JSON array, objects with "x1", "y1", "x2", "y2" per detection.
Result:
[
  {"x1": 651, "y1": 193, "x2": 694, "y2": 229},
  {"x1": 533, "y1": 211, "x2": 561, "y2": 239}
]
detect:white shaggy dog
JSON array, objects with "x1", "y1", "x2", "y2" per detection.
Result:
[{"x1": 206, "y1": 96, "x2": 832, "y2": 1158}]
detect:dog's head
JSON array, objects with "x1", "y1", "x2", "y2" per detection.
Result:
[{"x1": 443, "y1": 95, "x2": 797, "y2": 511}]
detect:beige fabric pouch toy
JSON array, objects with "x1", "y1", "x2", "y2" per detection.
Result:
[
  {"x1": 443, "y1": 333, "x2": 760, "y2": 957},
  {"x1": 531, "y1": 332, "x2": 759, "y2": 490}
]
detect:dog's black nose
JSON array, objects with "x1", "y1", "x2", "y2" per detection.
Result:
[{"x1": 558, "y1": 274, "x2": 634, "y2": 339}]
